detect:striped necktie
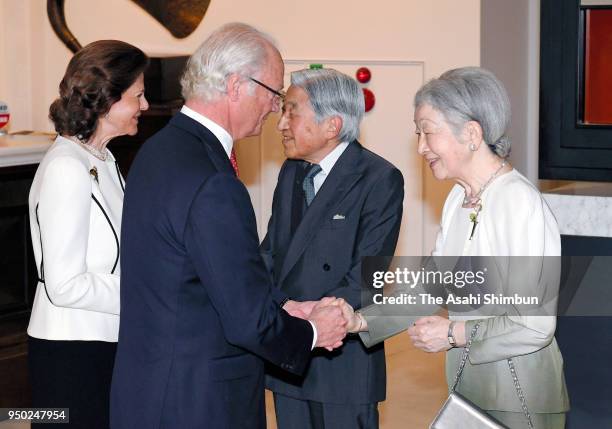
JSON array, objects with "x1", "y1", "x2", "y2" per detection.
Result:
[
  {"x1": 302, "y1": 164, "x2": 322, "y2": 206},
  {"x1": 230, "y1": 149, "x2": 239, "y2": 177}
]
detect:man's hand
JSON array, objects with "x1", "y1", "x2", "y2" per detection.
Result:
[
  {"x1": 282, "y1": 300, "x2": 318, "y2": 319},
  {"x1": 283, "y1": 297, "x2": 342, "y2": 319},
  {"x1": 308, "y1": 298, "x2": 348, "y2": 350}
]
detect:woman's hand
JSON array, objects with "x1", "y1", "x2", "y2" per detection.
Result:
[{"x1": 408, "y1": 316, "x2": 461, "y2": 353}]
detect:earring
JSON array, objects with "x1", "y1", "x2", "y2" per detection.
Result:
[{"x1": 469, "y1": 143, "x2": 477, "y2": 151}]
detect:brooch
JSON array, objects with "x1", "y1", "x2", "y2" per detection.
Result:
[
  {"x1": 469, "y1": 204, "x2": 482, "y2": 240},
  {"x1": 89, "y1": 166, "x2": 99, "y2": 184}
]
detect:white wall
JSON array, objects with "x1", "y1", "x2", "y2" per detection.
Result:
[{"x1": 0, "y1": 0, "x2": 480, "y2": 254}]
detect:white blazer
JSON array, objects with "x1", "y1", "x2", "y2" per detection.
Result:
[
  {"x1": 435, "y1": 169, "x2": 568, "y2": 413},
  {"x1": 359, "y1": 168, "x2": 568, "y2": 412},
  {"x1": 28, "y1": 135, "x2": 124, "y2": 342},
  {"x1": 433, "y1": 168, "x2": 560, "y2": 258}
]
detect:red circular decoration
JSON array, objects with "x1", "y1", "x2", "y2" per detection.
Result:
[
  {"x1": 363, "y1": 88, "x2": 375, "y2": 112},
  {"x1": 356, "y1": 67, "x2": 371, "y2": 83}
]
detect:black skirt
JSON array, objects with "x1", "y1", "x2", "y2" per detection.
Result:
[{"x1": 28, "y1": 336, "x2": 117, "y2": 429}]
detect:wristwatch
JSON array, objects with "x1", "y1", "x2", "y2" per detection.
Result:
[{"x1": 447, "y1": 321, "x2": 457, "y2": 347}]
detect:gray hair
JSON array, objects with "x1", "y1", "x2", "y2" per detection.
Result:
[
  {"x1": 290, "y1": 68, "x2": 364, "y2": 143},
  {"x1": 414, "y1": 67, "x2": 511, "y2": 157},
  {"x1": 181, "y1": 22, "x2": 276, "y2": 102}
]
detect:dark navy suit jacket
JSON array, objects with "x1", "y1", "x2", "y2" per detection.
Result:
[
  {"x1": 110, "y1": 112, "x2": 313, "y2": 429},
  {"x1": 261, "y1": 141, "x2": 404, "y2": 405}
]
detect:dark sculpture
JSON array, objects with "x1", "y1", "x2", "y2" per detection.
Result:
[
  {"x1": 47, "y1": 0, "x2": 210, "y2": 53},
  {"x1": 131, "y1": 0, "x2": 211, "y2": 39},
  {"x1": 47, "y1": 0, "x2": 82, "y2": 52}
]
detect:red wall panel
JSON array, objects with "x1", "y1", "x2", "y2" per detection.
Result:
[{"x1": 584, "y1": 9, "x2": 612, "y2": 125}]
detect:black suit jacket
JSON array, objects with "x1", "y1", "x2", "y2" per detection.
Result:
[
  {"x1": 110, "y1": 112, "x2": 313, "y2": 429},
  {"x1": 261, "y1": 141, "x2": 404, "y2": 404}
]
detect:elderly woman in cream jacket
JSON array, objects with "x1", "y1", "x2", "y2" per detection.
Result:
[{"x1": 345, "y1": 67, "x2": 569, "y2": 428}]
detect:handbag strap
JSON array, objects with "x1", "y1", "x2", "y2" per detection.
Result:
[
  {"x1": 450, "y1": 321, "x2": 479, "y2": 392},
  {"x1": 450, "y1": 321, "x2": 534, "y2": 429},
  {"x1": 508, "y1": 357, "x2": 534, "y2": 428}
]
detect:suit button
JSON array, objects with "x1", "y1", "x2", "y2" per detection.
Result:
[{"x1": 323, "y1": 263, "x2": 331, "y2": 271}]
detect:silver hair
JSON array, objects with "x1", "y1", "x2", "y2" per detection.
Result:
[
  {"x1": 180, "y1": 22, "x2": 276, "y2": 102},
  {"x1": 290, "y1": 68, "x2": 364, "y2": 143},
  {"x1": 414, "y1": 67, "x2": 512, "y2": 158}
]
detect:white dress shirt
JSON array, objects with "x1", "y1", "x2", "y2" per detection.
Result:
[
  {"x1": 312, "y1": 141, "x2": 349, "y2": 195},
  {"x1": 28, "y1": 135, "x2": 124, "y2": 342},
  {"x1": 181, "y1": 105, "x2": 233, "y2": 157}
]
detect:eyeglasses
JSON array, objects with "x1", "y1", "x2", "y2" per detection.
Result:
[{"x1": 249, "y1": 77, "x2": 285, "y2": 101}]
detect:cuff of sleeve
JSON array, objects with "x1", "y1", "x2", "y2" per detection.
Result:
[
  {"x1": 270, "y1": 287, "x2": 289, "y2": 307},
  {"x1": 279, "y1": 296, "x2": 290, "y2": 309},
  {"x1": 308, "y1": 320, "x2": 317, "y2": 350}
]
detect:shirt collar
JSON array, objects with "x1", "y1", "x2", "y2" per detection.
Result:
[
  {"x1": 318, "y1": 141, "x2": 349, "y2": 176},
  {"x1": 180, "y1": 105, "x2": 233, "y2": 159}
]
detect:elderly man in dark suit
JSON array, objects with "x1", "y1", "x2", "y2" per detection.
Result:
[
  {"x1": 110, "y1": 23, "x2": 348, "y2": 429},
  {"x1": 261, "y1": 68, "x2": 404, "y2": 429}
]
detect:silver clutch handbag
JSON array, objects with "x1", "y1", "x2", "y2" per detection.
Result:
[{"x1": 429, "y1": 322, "x2": 534, "y2": 429}]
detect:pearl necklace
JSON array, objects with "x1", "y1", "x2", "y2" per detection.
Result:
[
  {"x1": 464, "y1": 159, "x2": 508, "y2": 240},
  {"x1": 462, "y1": 159, "x2": 507, "y2": 208},
  {"x1": 67, "y1": 135, "x2": 108, "y2": 161}
]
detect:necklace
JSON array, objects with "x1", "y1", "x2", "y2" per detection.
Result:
[
  {"x1": 462, "y1": 159, "x2": 507, "y2": 208},
  {"x1": 68, "y1": 135, "x2": 108, "y2": 161},
  {"x1": 463, "y1": 159, "x2": 508, "y2": 240}
]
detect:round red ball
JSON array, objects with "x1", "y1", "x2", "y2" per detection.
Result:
[
  {"x1": 363, "y1": 88, "x2": 375, "y2": 112},
  {"x1": 356, "y1": 67, "x2": 372, "y2": 83}
]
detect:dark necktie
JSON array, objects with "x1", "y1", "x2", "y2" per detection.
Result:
[{"x1": 303, "y1": 164, "x2": 322, "y2": 206}]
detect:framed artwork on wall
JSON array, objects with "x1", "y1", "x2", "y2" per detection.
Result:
[
  {"x1": 581, "y1": 7, "x2": 612, "y2": 125},
  {"x1": 540, "y1": 0, "x2": 612, "y2": 181}
]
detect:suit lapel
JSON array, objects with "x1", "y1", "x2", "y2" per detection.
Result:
[
  {"x1": 278, "y1": 142, "x2": 364, "y2": 284},
  {"x1": 283, "y1": 161, "x2": 302, "y2": 245},
  {"x1": 169, "y1": 112, "x2": 235, "y2": 176}
]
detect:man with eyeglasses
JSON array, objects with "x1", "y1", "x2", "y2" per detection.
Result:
[{"x1": 111, "y1": 23, "x2": 348, "y2": 429}]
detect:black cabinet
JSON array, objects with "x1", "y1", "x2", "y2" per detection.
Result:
[{"x1": 0, "y1": 164, "x2": 38, "y2": 407}]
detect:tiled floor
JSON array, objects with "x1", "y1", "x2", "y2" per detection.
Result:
[{"x1": 1, "y1": 334, "x2": 447, "y2": 429}]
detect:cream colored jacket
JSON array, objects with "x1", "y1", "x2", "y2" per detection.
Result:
[
  {"x1": 360, "y1": 169, "x2": 569, "y2": 413},
  {"x1": 28, "y1": 136, "x2": 123, "y2": 342}
]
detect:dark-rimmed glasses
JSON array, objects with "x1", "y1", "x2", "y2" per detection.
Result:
[{"x1": 249, "y1": 77, "x2": 285, "y2": 101}]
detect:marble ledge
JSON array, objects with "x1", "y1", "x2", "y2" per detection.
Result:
[
  {"x1": 540, "y1": 180, "x2": 612, "y2": 238},
  {"x1": 0, "y1": 133, "x2": 54, "y2": 168}
]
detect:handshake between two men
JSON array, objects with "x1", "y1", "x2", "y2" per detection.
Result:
[{"x1": 283, "y1": 298, "x2": 365, "y2": 351}]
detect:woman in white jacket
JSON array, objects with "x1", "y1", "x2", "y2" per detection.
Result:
[
  {"x1": 346, "y1": 67, "x2": 569, "y2": 428},
  {"x1": 28, "y1": 40, "x2": 148, "y2": 428}
]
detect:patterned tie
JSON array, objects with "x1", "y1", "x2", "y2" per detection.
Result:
[
  {"x1": 302, "y1": 164, "x2": 322, "y2": 206},
  {"x1": 230, "y1": 148, "x2": 239, "y2": 177}
]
